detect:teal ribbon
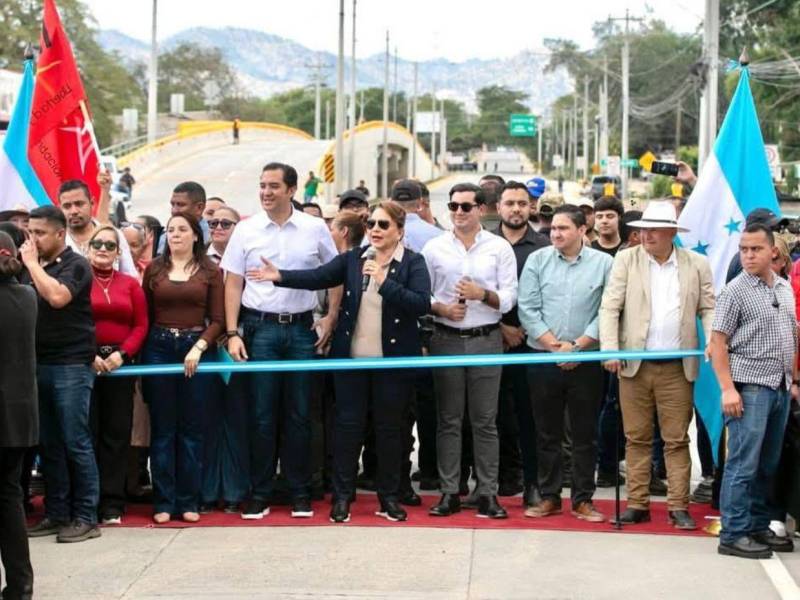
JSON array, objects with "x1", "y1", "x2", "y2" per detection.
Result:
[{"x1": 109, "y1": 349, "x2": 704, "y2": 377}]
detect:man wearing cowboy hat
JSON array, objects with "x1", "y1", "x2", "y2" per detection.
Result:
[{"x1": 599, "y1": 200, "x2": 715, "y2": 530}]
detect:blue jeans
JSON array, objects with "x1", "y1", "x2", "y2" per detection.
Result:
[
  {"x1": 141, "y1": 328, "x2": 211, "y2": 515},
  {"x1": 242, "y1": 316, "x2": 317, "y2": 500},
  {"x1": 37, "y1": 364, "x2": 98, "y2": 524},
  {"x1": 720, "y1": 384, "x2": 790, "y2": 544},
  {"x1": 201, "y1": 373, "x2": 251, "y2": 504}
]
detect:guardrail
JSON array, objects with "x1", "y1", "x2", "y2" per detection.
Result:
[
  {"x1": 100, "y1": 134, "x2": 151, "y2": 158},
  {"x1": 108, "y1": 348, "x2": 704, "y2": 377}
]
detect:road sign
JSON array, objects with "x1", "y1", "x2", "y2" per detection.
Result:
[
  {"x1": 765, "y1": 144, "x2": 782, "y2": 181},
  {"x1": 509, "y1": 114, "x2": 537, "y2": 137},
  {"x1": 322, "y1": 153, "x2": 335, "y2": 183},
  {"x1": 606, "y1": 155, "x2": 620, "y2": 176},
  {"x1": 621, "y1": 159, "x2": 639, "y2": 168},
  {"x1": 552, "y1": 154, "x2": 564, "y2": 168},
  {"x1": 639, "y1": 151, "x2": 656, "y2": 171}
]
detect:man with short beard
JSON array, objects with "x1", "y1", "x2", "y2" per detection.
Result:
[
  {"x1": 60, "y1": 177, "x2": 137, "y2": 277},
  {"x1": 493, "y1": 181, "x2": 549, "y2": 507}
]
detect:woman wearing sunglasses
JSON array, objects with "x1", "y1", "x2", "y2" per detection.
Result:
[
  {"x1": 206, "y1": 207, "x2": 240, "y2": 264},
  {"x1": 141, "y1": 213, "x2": 225, "y2": 524},
  {"x1": 86, "y1": 227, "x2": 149, "y2": 524},
  {"x1": 247, "y1": 201, "x2": 431, "y2": 523}
]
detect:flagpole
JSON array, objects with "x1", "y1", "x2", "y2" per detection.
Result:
[{"x1": 78, "y1": 99, "x2": 103, "y2": 164}]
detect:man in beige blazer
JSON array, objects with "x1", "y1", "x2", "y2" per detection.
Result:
[{"x1": 599, "y1": 201, "x2": 714, "y2": 530}]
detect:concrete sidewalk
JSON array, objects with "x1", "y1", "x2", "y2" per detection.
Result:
[{"x1": 24, "y1": 526, "x2": 797, "y2": 599}]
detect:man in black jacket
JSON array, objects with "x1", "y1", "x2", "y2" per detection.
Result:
[{"x1": 0, "y1": 230, "x2": 38, "y2": 600}]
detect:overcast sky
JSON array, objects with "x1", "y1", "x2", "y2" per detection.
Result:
[{"x1": 83, "y1": 0, "x2": 705, "y2": 61}]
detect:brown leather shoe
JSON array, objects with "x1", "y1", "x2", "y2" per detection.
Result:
[
  {"x1": 571, "y1": 501, "x2": 606, "y2": 523},
  {"x1": 524, "y1": 498, "x2": 562, "y2": 518}
]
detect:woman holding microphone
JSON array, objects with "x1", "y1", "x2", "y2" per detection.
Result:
[{"x1": 247, "y1": 201, "x2": 430, "y2": 523}]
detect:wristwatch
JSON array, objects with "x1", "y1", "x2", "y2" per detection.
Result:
[
  {"x1": 194, "y1": 339, "x2": 208, "y2": 352},
  {"x1": 227, "y1": 331, "x2": 241, "y2": 339},
  {"x1": 118, "y1": 349, "x2": 129, "y2": 363},
  {"x1": 570, "y1": 341, "x2": 581, "y2": 352},
  {"x1": 482, "y1": 288, "x2": 491, "y2": 303}
]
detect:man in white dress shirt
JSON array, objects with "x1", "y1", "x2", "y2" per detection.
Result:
[
  {"x1": 422, "y1": 182, "x2": 518, "y2": 520},
  {"x1": 599, "y1": 201, "x2": 715, "y2": 530},
  {"x1": 221, "y1": 162, "x2": 340, "y2": 520}
]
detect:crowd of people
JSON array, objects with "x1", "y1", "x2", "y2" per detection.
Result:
[{"x1": 1, "y1": 159, "x2": 799, "y2": 598}]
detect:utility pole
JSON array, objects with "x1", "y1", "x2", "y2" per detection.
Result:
[
  {"x1": 610, "y1": 10, "x2": 643, "y2": 200},
  {"x1": 392, "y1": 46, "x2": 399, "y2": 124},
  {"x1": 325, "y1": 99, "x2": 331, "y2": 139},
  {"x1": 561, "y1": 110, "x2": 567, "y2": 168},
  {"x1": 347, "y1": 0, "x2": 357, "y2": 188},
  {"x1": 675, "y1": 98, "x2": 682, "y2": 150},
  {"x1": 146, "y1": 0, "x2": 158, "y2": 143},
  {"x1": 430, "y1": 86, "x2": 437, "y2": 181},
  {"x1": 334, "y1": 0, "x2": 346, "y2": 193},
  {"x1": 382, "y1": 31, "x2": 390, "y2": 199},
  {"x1": 698, "y1": 0, "x2": 719, "y2": 171},
  {"x1": 411, "y1": 62, "x2": 418, "y2": 178},
  {"x1": 571, "y1": 96, "x2": 577, "y2": 181},
  {"x1": 600, "y1": 17, "x2": 611, "y2": 165},
  {"x1": 439, "y1": 97, "x2": 446, "y2": 173},
  {"x1": 537, "y1": 116, "x2": 543, "y2": 173},
  {"x1": 582, "y1": 76, "x2": 589, "y2": 181},
  {"x1": 306, "y1": 55, "x2": 327, "y2": 139}
]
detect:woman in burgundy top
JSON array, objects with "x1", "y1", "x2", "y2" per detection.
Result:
[
  {"x1": 141, "y1": 213, "x2": 224, "y2": 524},
  {"x1": 87, "y1": 226, "x2": 148, "y2": 525}
]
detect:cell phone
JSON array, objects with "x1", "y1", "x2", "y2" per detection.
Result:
[{"x1": 651, "y1": 161, "x2": 680, "y2": 177}]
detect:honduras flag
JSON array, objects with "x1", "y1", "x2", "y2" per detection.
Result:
[
  {"x1": 678, "y1": 66, "x2": 780, "y2": 464},
  {"x1": 0, "y1": 59, "x2": 51, "y2": 211}
]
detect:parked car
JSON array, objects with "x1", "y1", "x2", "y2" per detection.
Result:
[{"x1": 591, "y1": 175, "x2": 621, "y2": 200}]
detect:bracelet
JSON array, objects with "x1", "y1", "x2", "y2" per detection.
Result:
[
  {"x1": 227, "y1": 331, "x2": 240, "y2": 339},
  {"x1": 194, "y1": 340, "x2": 208, "y2": 352}
]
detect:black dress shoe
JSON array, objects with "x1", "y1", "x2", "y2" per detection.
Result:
[
  {"x1": 596, "y1": 471, "x2": 625, "y2": 488},
  {"x1": 522, "y1": 483, "x2": 543, "y2": 508},
  {"x1": 751, "y1": 529, "x2": 795, "y2": 552},
  {"x1": 668, "y1": 510, "x2": 697, "y2": 530},
  {"x1": 719, "y1": 536, "x2": 773, "y2": 559},
  {"x1": 223, "y1": 501, "x2": 240, "y2": 514},
  {"x1": 429, "y1": 494, "x2": 461, "y2": 517},
  {"x1": 477, "y1": 495, "x2": 508, "y2": 519},
  {"x1": 376, "y1": 498, "x2": 407, "y2": 522},
  {"x1": 399, "y1": 489, "x2": 422, "y2": 507},
  {"x1": 198, "y1": 502, "x2": 215, "y2": 514},
  {"x1": 330, "y1": 499, "x2": 351, "y2": 523},
  {"x1": 610, "y1": 507, "x2": 651, "y2": 525}
]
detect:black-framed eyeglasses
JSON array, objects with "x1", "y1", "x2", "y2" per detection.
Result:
[
  {"x1": 89, "y1": 240, "x2": 118, "y2": 251},
  {"x1": 447, "y1": 201, "x2": 478, "y2": 213},
  {"x1": 366, "y1": 218, "x2": 391, "y2": 231},
  {"x1": 208, "y1": 219, "x2": 237, "y2": 230}
]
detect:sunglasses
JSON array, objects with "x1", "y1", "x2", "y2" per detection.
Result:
[
  {"x1": 447, "y1": 201, "x2": 479, "y2": 213},
  {"x1": 208, "y1": 219, "x2": 236, "y2": 230},
  {"x1": 366, "y1": 218, "x2": 391, "y2": 231},
  {"x1": 120, "y1": 222, "x2": 144, "y2": 231},
  {"x1": 89, "y1": 240, "x2": 118, "y2": 251}
]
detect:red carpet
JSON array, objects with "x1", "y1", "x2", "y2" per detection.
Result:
[{"x1": 45, "y1": 495, "x2": 717, "y2": 537}]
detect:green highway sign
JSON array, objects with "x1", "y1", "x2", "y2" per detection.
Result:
[
  {"x1": 509, "y1": 113, "x2": 537, "y2": 137},
  {"x1": 621, "y1": 159, "x2": 639, "y2": 167}
]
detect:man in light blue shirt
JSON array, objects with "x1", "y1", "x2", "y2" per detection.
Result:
[
  {"x1": 391, "y1": 179, "x2": 442, "y2": 253},
  {"x1": 518, "y1": 204, "x2": 612, "y2": 524}
]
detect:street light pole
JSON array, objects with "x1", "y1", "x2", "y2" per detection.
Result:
[
  {"x1": 334, "y1": 0, "x2": 346, "y2": 193},
  {"x1": 621, "y1": 10, "x2": 630, "y2": 200},
  {"x1": 347, "y1": 0, "x2": 357, "y2": 188},
  {"x1": 146, "y1": 0, "x2": 158, "y2": 143},
  {"x1": 382, "y1": 31, "x2": 390, "y2": 199},
  {"x1": 582, "y1": 76, "x2": 589, "y2": 181},
  {"x1": 698, "y1": 0, "x2": 719, "y2": 171},
  {"x1": 430, "y1": 86, "x2": 437, "y2": 181},
  {"x1": 411, "y1": 62, "x2": 418, "y2": 179}
]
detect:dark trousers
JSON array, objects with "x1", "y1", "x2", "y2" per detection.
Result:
[
  {"x1": 37, "y1": 364, "x2": 98, "y2": 524},
  {"x1": 242, "y1": 315, "x2": 316, "y2": 500},
  {"x1": 414, "y1": 368, "x2": 438, "y2": 479},
  {"x1": 695, "y1": 409, "x2": 714, "y2": 478},
  {"x1": 90, "y1": 374, "x2": 134, "y2": 516},
  {"x1": 201, "y1": 373, "x2": 251, "y2": 504},
  {"x1": 597, "y1": 372, "x2": 625, "y2": 475},
  {"x1": 141, "y1": 328, "x2": 210, "y2": 515},
  {"x1": 528, "y1": 361, "x2": 603, "y2": 505},
  {"x1": 332, "y1": 369, "x2": 412, "y2": 501},
  {"x1": 499, "y1": 344, "x2": 537, "y2": 486},
  {"x1": 0, "y1": 448, "x2": 34, "y2": 600}
]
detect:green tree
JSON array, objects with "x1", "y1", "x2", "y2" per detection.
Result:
[{"x1": 0, "y1": 0, "x2": 143, "y2": 146}]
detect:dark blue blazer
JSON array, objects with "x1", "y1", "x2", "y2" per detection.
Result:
[{"x1": 278, "y1": 246, "x2": 431, "y2": 359}]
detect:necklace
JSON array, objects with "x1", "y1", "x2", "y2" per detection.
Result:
[{"x1": 93, "y1": 270, "x2": 114, "y2": 303}]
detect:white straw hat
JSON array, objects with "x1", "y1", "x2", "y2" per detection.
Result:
[{"x1": 627, "y1": 200, "x2": 690, "y2": 232}]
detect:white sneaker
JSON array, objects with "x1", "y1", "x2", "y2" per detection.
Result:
[
  {"x1": 769, "y1": 520, "x2": 787, "y2": 538},
  {"x1": 102, "y1": 516, "x2": 122, "y2": 526}
]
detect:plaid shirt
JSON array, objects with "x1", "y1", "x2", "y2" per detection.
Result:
[{"x1": 713, "y1": 271, "x2": 797, "y2": 389}]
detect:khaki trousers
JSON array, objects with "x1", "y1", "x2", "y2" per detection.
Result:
[{"x1": 619, "y1": 361, "x2": 693, "y2": 510}]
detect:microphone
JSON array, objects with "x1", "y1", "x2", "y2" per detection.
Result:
[
  {"x1": 458, "y1": 275, "x2": 472, "y2": 304},
  {"x1": 362, "y1": 246, "x2": 377, "y2": 292}
]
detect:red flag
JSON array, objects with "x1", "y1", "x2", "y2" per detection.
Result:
[{"x1": 28, "y1": 0, "x2": 100, "y2": 207}]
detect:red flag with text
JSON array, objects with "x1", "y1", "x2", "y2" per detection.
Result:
[{"x1": 28, "y1": 0, "x2": 99, "y2": 207}]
